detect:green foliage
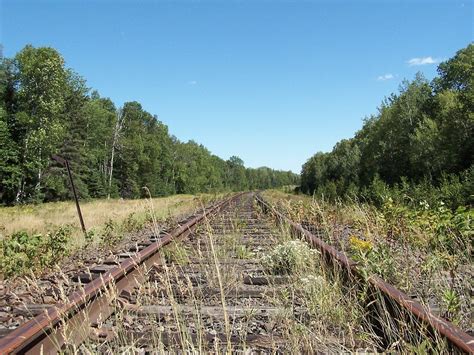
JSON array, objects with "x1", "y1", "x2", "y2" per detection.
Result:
[
  {"x1": 162, "y1": 242, "x2": 189, "y2": 265},
  {"x1": 261, "y1": 240, "x2": 318, "y2": 275},
  {"x1": 349, "y1": 236, "x2": 397, "y2": 283},
  {"x1": 442, "y1": 288, "x2": 461, "y2": 322},
  {"x1": 121, "y1": 212, "x2": 146, "y2": 233},
  {"x1": 85, "y1": 229, "x2": 96, "y2": 243},
  {"x1": 234, "y1": 244, "x2": 254, "y2": 259},
  {"x1": 47, "y1": 225, "x2": 70, "y2": 262},
  {"x1": 12, "y1": 46, "x2": 69, "y2": 202},
  {"x1": 300, "y1": 44, "x2": 473, "y2": 208},
  {"x1": 1, "y1": 231, "x2": 43, "y2": 276},
  {"x1": 0, "y1": 226, "x2": 71, "y2": 277},
  {"x1": 0, "y1": 110, "x2": 21, "y2": 202},
  {"x1": 0, "y1": 45, "x2": 299, "y2": 205},
  {"x1": 100, "y1": 218, "x2": 123, "y2": 246},
  {"x1": 97, "y1": 212, "x2": 148, "y2": 247},
  {"x1": 380, "y1": 197, "x2": 472, "y2": 260}
]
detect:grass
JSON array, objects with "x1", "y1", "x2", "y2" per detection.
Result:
[
  {"x1": 254, "y1": 211, "x2": 377, "y2": 352},
  {"x1": 257, "y1": 198, "x2": 453, "y2": 352},
  {"x1": 0, "y1": 194, "x2": 208, "y2": 240},
  {"x1": 2, "y1": 192, "x2": 456, "y2": 352},
  {"x1": 0, "y1": 193, "x2": 223, "y2": 277},
  {"x1": 75, "y1": 196, "x2": 375, "y2": 354},
  {"x1": 262, "y1": 189, "x2": 473, "y2": 332}
]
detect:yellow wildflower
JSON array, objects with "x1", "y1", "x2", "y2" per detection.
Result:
[{"x1": 349, "y1": 236, "x2": 373, "y2": 252}]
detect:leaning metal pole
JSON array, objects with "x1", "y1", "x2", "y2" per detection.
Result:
[{"x1": 51, "y1": 155, "x2": 87, "y2": 238}]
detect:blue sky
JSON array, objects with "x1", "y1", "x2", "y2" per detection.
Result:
[{"x1": 1, "y1": 0, "x2": 472, "y2": 173}]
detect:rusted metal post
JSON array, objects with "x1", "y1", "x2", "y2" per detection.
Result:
[{"x1": 52, "y1": 155, "x2": 87, "y2": 237}]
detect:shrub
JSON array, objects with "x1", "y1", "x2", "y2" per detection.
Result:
[
  {"x1": 47, "y1": 226, "x2": 71, "y2": 264},
  {"x1": 0, "y1": 226, "x2": 71, "y2": 277},
  {"x1": 122, "y1": 212, "x2": 146, "y2": 233},
  {"x1": 261, "y1": 240, "x2": 318, "y2": 275},
  {"x1": 100, "y1": 218, "x2": 123, "y2": 246},
  {"x1": 349, "y1": 236, "x2": 396, "y2": 283}
]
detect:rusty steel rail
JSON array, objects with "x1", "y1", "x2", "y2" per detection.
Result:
[
  {"x1": 255, "y1": 195, "x2": 474, "y2": 354},
  {"x1": 0, "y1": 193, "x2": 244, "y2": 354}
]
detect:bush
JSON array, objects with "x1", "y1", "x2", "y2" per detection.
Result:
[
  {"x1": 380, "y1": 197, "x2": 472, "y2": 259},
  {"x1": 122, "y1": 212, "x2": 146, "y2": 233},
  {"x1": 261, "y1": 240, "x2": 318, "y2": 275},
  {"x1": 0, "y1": 226, "x2": 71, "y2": 277},
  {"x1": 100, "y1": 218, "x2": 123, "y2": 246},
  {"x1": 349, "y1": 236, "x2": 396, "y2": 282}
]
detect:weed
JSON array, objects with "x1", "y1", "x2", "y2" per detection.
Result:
[
  {"x1": 47, "y1": 225, "x2": 71, "y2": 263},
  {"x1": 0, "y1": 226, "x2": 72, "y2": 277},
  {"x1": 122, "y1": 212, "x2": 146, "y2": 233},
  {"x1": 261, "y1": 240, "x2": 318, "y2": 275},
  {"x1": 100, "y1": 219, "x2": 123, "y2": 246},
  {"x1": 162, "y1": 242, "x2": 189, "y2": 265},
  {"x1": 85, "y1": 229, "x2": 96, "y2": 243},
  {"x1": 442, "y1": 289, "x2": 461, "y2": 322},
  {"x1": 263, "y1": 189, "x2": 473, "y2": 331},
  {"x1": 234, "y1": 244, "x2": 253, "y2": 259},
  {"x1": 349, "y1": 236, "x2": 397, "y2": 283}
]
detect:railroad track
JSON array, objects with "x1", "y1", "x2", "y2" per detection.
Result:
[{"x1": 0, "y1": 192, "x2": 473, "y2": 353}]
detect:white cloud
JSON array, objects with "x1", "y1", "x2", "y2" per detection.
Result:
[
  {"x1": 407, "y1": 56, "x2": 440, "y2": 66},
  {"x1": 187, "y1": 80, "x2": 197, "y2": 85},
  {"x1": 377, "y1": 73, "x2": 394, "y2": 81}
]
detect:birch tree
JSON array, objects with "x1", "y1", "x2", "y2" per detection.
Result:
[
  {"x1": 14, "y1": 46, "x2": 68, "y2": 202},
  {"x1": 108, "y1": 107, "x2": 125, "y2": 198}
]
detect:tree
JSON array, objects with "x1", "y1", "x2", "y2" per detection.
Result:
[
  {"x1": 432, "y1": 44, "x2": 474, "y2": 173},
  {"x1": 13, "y1": 45, "x2": 68, "y2": 202},
  {"x1": 82, "y1": 95, "x2": 116, "y2": 198},
  {"x1": 300, "y1": 43, "x2": 473, "y2": 205},
  {"x1": 108, "y1": 107, "x2": 125, "y2": 198},
  {"x1": 43, "y1": 69, "x2": 91, "y2": 201},
  {"x1": 0, "y1": 108, "x2": 20, "y2": 202},
  {"x1": 0, "y1": 44, "x2": 299, "y2": 205},
  {"x1": 226, "y1": 156, "x2": 248, "y2": 191}
]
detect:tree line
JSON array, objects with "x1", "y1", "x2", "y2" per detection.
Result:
[
  {"x1": 0, "y1": 45, "x2": 298, "y2": 204},
  {"x1": 300, "y1": 44, "x2": 473, "y2": 207}
]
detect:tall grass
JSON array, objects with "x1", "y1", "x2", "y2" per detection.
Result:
[
  {"x1": 0, "y1": 194, "x2": 218, "y2": 278},
  {"x1": 262, "y1": 189, "x2": 472, "y2": 333},
  {"x1": 0, "y1": 194, "x2": 203, "y2": 239},
  {"x1": 4, "y1": 193, "x2": 458, "y2": 353}
]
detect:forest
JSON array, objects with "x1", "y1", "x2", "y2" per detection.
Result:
[
  {"x1": 0, "y1": 45, "x2": 298, "y2": 205},
  {"x1": 300, "y1": 44, "x2": 473, "y2": 208}
]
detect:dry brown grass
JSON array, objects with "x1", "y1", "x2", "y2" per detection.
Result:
[{"x1": 0, "y1": 194, "x2": 214, "y2": 240}]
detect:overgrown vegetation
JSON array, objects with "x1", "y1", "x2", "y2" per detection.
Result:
[
  {"x1": 258, "y1": 216, "x2": 445, "y2": 352},
  {"x1": 0, "y1": 226, "x2": 71, "y2": 277},
  {"x1": 0, "y1": 194, "x2": 205, "y2": 277},
  {"x1": 0, "y1": 213, "x2": 147, "y2": 277},
  {"x1": 73, "y1": 196, "x2": 381, "y2": 353},
  {"x1": 263, "y1": 190, "x2": 472, "y2": 330},
  {"x1": 161, "y1": 241, "x2": 189, "y2": 265},
  {"x1": 0, "y1": 194, "x2": 198, "y2": 239},
  {"x1": 300, "y1": 44, "x2": 473, "y2": 208},
  {"x1": 1, "y1": 193, "x2": 454, "y2": 352},
  {"x1": 292, "y1": 44, "x2": 473, "y2": 333},
  {"x1": 261, "y1": 240, "x2": 318, "y2": 275},
  {"x1": 0, "y1": 45, "x2": 298, "y2": 205}
]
